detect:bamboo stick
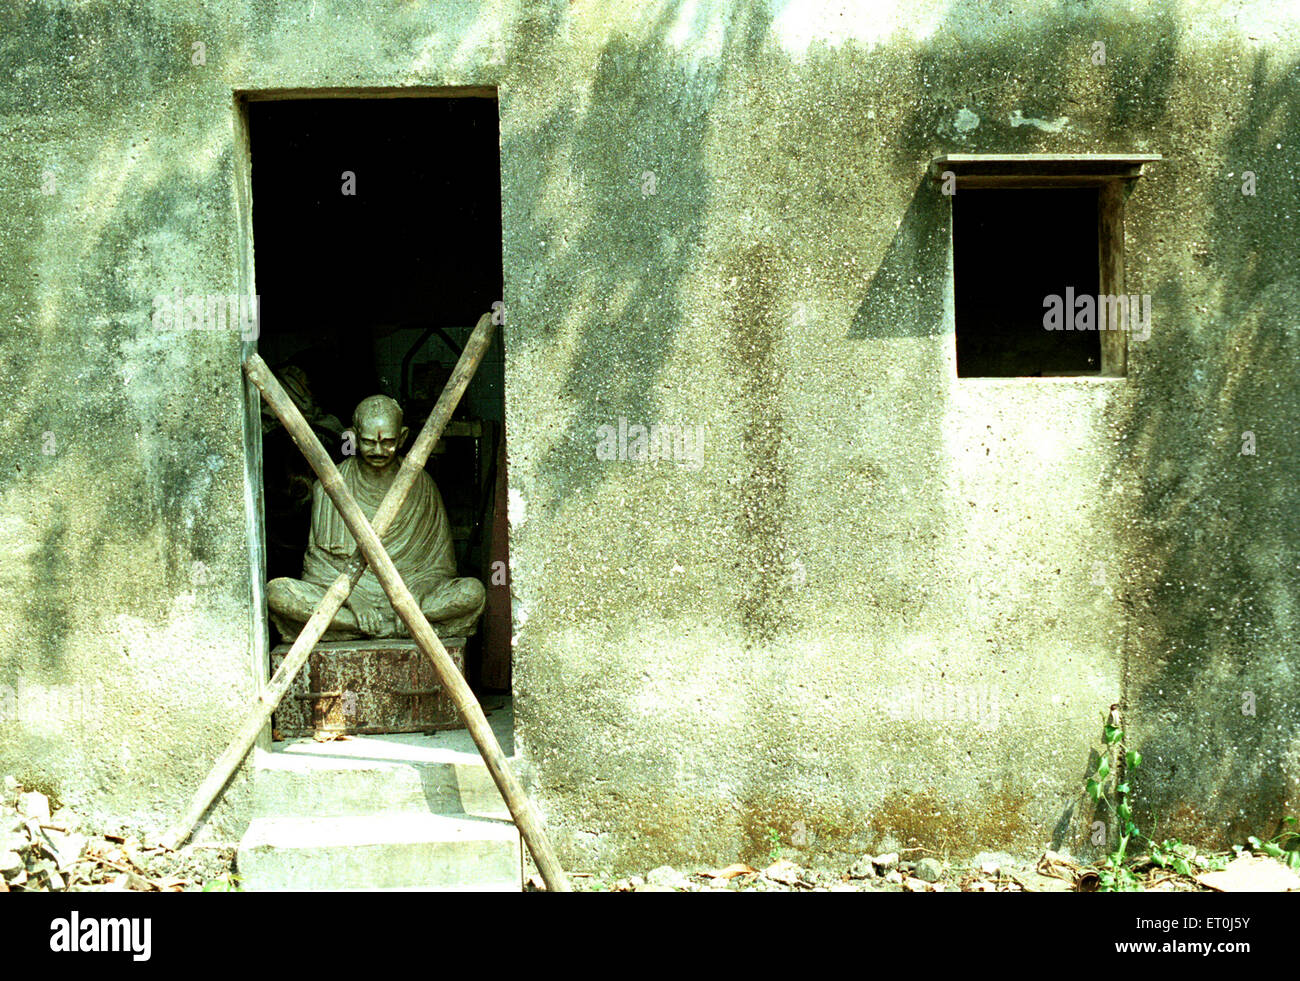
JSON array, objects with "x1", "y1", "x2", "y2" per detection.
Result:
[
  {"x1": 164, "y1": 313, "x2": 497, "y2": 850},
  {"x1": 246, "y1": 354, "x2": 570, "y2": 892}
]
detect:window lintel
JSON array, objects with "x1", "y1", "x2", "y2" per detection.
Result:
[{"x1": 930, "y1": 153, "x2": 1162, "y2": 187}]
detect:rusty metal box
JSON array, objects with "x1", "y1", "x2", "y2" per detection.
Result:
[{"x1": 270, "y1": 639, "x2": 466, "y2": 738}]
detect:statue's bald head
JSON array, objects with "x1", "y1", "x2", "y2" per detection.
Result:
[
  {"x1": 353, "y1": 394, "x2": 403, "y2": 432},
  {"x1": 351, "y1": 395, "x2": 408, "y2": 472}
]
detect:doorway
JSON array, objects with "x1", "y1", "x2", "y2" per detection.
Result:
[{"x1": 245, "y1": 93, "x2": 512, "y2": 696}]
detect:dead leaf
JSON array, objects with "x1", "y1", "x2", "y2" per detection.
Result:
[
  {"x1": 1036, "y1": 850, "x2": 1078, "y2": 882},
  {"x1": 124, "y1": 871, "x2": 154, "y2": 891},
  {"x1": 704, "y1": 863, "x2": 758, "y2": 880},
  {"x1": 1196, "y1": 854, "x2": 1300, "y2": 892}
]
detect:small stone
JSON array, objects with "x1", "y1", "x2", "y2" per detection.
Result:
[
  {"x1": 915, "y1": 858, "x2": 943, "y2": 883},
  {"x1": 124, "y1": 872, "x2": 153, "y2": 891},
  {"x1": 849, "y1": 855, "x2": 878, "y2": 879},
  {"x1": 28, "y1": 857, "x2": 57, "y2": 878},
  {"x1": 708, "y1": 876, "x2": 730, "y2": 889},
  {"x1": 0, "y1": 850, "x2": 25, "y2": 876},
  {"x1": 43, "y1": 831, "x2": 86, "y2": 871},
  {"x1": 1, "y1": 813, "x2": 25, "y2": 835},
  {"x1": 979, "y1": 861, "x2": 1001, "y2": 877},
  {"x1": 17, "y1": 792, "x2": 50, "y2": 823},
  {"x1": 646, "y1": 865, "x2": 684, "y2": 888},
  {"x1": 884, "y1": 870, "x2": 904, "y2": 884},
  {"x1": 0, "y1": 832, "x2": 28, "y2": 854},
  {"x1": 46, "y1": 870, "x2": 65, "y2": 891},
  {"x1": 872, "y1": 852, "x2": 899, "y2": 872},
  {"x1": 628, "y1": 875, "x2": 645, "y2": 890},
  {"x1": 763, "y1": 859, "x2": 804, "y2": 886}
]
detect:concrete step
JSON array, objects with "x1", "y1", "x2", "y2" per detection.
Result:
[
  {"x1": 252, "y1": 703, "x2": 527, "y2": 820},
  {"x1": 236, "y1": 813, "x2": 522, "y2": 891}
]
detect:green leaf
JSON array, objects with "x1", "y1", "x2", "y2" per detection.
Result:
[
  {"x1": 1125, "y1": 750, "x2": 1142, "y2": 770},
  {"x1": 1172, "y1": 857, "x2": 1192, "y2": 876},
  {"x1": 1126, "y1": 821, "x2": 1140, "y2": 838},
  {"x1": 1103, "y1": 724, "x2": 1122, "y2": 745},
  {"x1": 1086, "y1": 778, "x2": 1103, "y2": 802},
  {"x1": 1118, "y1": 802, "x2": 1132, "y2": 823},
  {"x1": 1097, "y1": 758, "x2": 1110, "y2": 781},
  {"x1": 1117, "y1": 782, "x2": 1130, "y2": 795},
  {"x1": 1260, "y1": 842, "x2": 1285, "y2": 858}
]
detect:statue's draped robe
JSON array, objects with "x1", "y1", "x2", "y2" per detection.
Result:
[{"x1": 302, "y1": 456, "x2": 455, "y2": 608}]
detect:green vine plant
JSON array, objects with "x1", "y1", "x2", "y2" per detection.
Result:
[
  {"x1": 1083, "y1": 708, "x2": 1228, "y2": 891},
  {"x1": 201, "y1": 871, "x2": 242, "y2": 892},
  {"x1": 1248, "y1": 815, "x2": 1300, "y2": 871},
  {"x1": 766, "y1": 827, "x2": 783, "y2": 865}
]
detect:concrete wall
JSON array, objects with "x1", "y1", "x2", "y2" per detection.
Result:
[{"x1": 0, "y1": 0, "x2": 1296, "y2": 866}]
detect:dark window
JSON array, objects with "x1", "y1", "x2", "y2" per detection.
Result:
[{"x1": 953, "y1": 187, "x2": 1101, "y2": 377}]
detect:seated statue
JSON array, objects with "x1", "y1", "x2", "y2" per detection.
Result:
[{"x1": 267, "y1": 394, "x2": 486, "y2": 642}]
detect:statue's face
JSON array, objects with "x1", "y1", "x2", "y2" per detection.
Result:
[{"x1": 355, "y1": 408, "x2": 406, "y2": 471}]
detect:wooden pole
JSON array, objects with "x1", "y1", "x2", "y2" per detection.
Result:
[
  {"x1": 164, "y1": 313, "x2": 498, "y2": 851},
  {"x1": 246, "y1": 354, "x2": 571, "y2": 892}
]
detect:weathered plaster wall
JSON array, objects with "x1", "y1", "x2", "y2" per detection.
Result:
[
  {"x1": 504, "y1": 0, "x2": 1300, "y2": 869},
  {"x1": 0, "y1": 0, "x2": 1295, "y2": 866}
]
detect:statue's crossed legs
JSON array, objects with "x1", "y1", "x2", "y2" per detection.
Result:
[{"x1": 267, "y1": 575, "x2": 486, "y2": 642}]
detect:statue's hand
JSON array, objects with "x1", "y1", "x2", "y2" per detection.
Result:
[{"x1": 350, "y1": 602, "x2": 387, "y2": 637}]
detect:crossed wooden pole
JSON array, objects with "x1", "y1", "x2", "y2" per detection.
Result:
[{"x1": 165, "y1": 313, "x2": 570, "y2": 892}]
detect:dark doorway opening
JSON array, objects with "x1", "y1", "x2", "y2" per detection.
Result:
[
  {"x1": 247, "y1": 95, "x2": 511, "y2": 694},
  {"x1": 953, "y1": 187, "x2": 1102, "y2": 377}
]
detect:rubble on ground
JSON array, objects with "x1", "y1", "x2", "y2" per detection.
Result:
[
  {"x1": 551, "y1": 842, "x2": 1291, "y2": 893},
  {"x1": 0, "y1": 775, "x2": 235, "y2": 893}
]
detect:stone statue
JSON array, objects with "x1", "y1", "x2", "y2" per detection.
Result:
[{"x1": 267, "y1": 394, "x2": 486, "y2": 641}]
